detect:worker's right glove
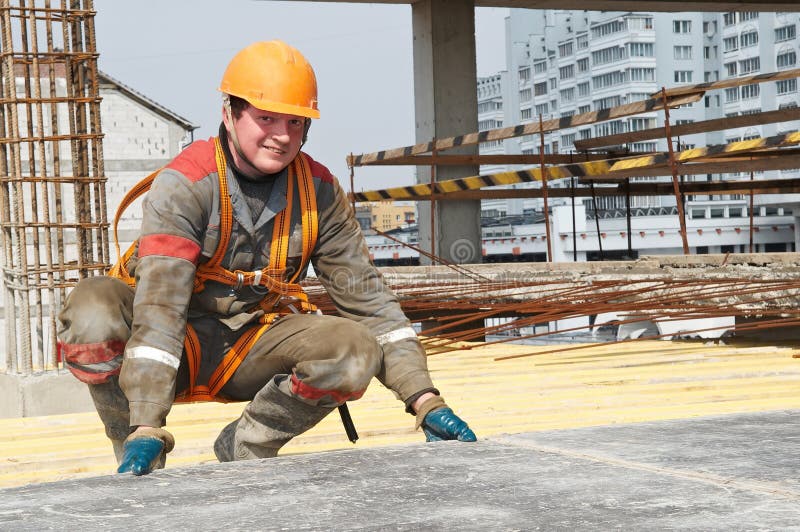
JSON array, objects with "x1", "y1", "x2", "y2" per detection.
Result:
[
  {"x1": 117, "y1": 427, "x2": 175, "y2": 476},
  {"x1": 416, "y1": 396, "x2": 477, "y2": 442}
]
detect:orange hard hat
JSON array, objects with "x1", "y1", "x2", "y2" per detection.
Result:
[{"x1": 219, "y1": 40, "x2": 319, "y2": 119}]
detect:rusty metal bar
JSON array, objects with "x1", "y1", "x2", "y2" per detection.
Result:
[
  {"x1": 0, "y1": 0, "x2": 108, "y2": 374},
  {"x1": 661, "y1": 87, "x2": 690, "y2": 255},
  {"x1": 749, "y1": 169, "x2": 755, "y2": 253},
  {"x1": 589, "y1": 181, "x2": 604, "y2": 261},
  {"x1": 538, "y1": 115, "x2": 552, "y2": 262},
  {"x1": 429, "y1": 139, "x2": 437, "y2": 261}
]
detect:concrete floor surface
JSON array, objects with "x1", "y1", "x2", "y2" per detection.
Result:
[{"x1": 1, "y1": 410, "x2": 798, "y2": 531}]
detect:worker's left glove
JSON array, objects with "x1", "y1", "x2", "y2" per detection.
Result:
[
  {"x1": 117, "y1": 427, "x2": 175, "y2": 476},
  {"x1": 416, "y1": 396, "x2": 477, "y2": 442}
]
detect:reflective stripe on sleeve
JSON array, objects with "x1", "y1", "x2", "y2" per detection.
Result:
[
  {"x1": 126, "y1": 346, "x2": 181, "y2": 369},
  {"x1": 375, "y1": 326, "x2": 418, "y2": 346}
]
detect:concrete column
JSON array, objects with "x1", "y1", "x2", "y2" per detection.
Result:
[{"x1": 412, "y1": 0, "x2": 481, "y2": 265}]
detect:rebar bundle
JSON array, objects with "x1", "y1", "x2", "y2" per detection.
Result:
[{"x1": 0, "y1": 0, "x2": 107, "y2": 374}]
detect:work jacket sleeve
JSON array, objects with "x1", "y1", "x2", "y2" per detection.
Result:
[
  {"x1": 119, "y1": 168, "x2": 209, "y2": 428},
  {"x1": 312, "y1": 177, "x2": 435, "y2": 404}
]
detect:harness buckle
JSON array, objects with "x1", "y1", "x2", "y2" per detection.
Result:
[{"x1": 234, "y1": 272, "x2": 244, "y2": 291}]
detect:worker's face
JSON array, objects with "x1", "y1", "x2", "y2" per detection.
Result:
[{"x1": 224, "y1": 104, "x2": 305, "y2": 175}]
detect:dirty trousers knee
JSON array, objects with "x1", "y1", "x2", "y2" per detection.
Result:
[{"x1": 58, "y1": 276, "x2": 384, "y2": 462}]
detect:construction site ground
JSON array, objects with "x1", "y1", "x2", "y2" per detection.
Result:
[{"x1": 1, "y1": 338, "x2": 799, "y2": 530}]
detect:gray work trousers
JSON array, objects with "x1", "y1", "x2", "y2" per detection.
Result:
[{"x1": 57, "y1": 276, "x2": 383, "y2": 450}]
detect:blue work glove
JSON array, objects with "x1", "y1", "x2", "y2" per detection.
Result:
[
  {"x1": 416, "y1": 396, "x2": 477, "y2": 442},
  {"x1": 117, "y1": 427, "x2": 174, "y2": 476}
]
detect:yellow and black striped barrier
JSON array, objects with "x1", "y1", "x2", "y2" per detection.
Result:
[
  {"x1": 348, "y1": 93, "x2": 702, "y2": 167},
  {"x1": 659, "y1": 67, "x2": 800, "y2": 97},
  {"x1": 352, "y1": 130, "x2": 800, "y2": 202},
  {"x1": 349, "y1": 68, "x2": 800, "y2": 169}
]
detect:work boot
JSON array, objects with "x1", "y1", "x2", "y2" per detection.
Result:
[{"x1": 214, "y1": 376, "x2": 335, "y2": 462}]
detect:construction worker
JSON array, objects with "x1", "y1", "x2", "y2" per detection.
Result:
[{"x1": 57, "y1": 40, "x2": 475, "y2": 476}]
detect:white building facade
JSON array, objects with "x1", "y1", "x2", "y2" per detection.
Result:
[{"x1": 470, "y1": 9, "x2": 800, "y2": 260}]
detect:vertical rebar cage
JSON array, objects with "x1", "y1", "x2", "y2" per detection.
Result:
[{"x1": 0, "y1": 0, "x2": 108, "y2": 375}]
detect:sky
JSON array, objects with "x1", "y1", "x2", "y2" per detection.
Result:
[{"x1": 93, "y1": 1, "x2": 509, "y2": 192}]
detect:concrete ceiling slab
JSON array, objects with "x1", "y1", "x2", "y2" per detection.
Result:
[{"x1": 278, "y1": 0, "x2": 800, "y2": 12}]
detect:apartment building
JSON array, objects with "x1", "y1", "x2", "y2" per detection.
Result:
[{"x1": 478, "y1": 9, "x2": 800, "y2": 240}]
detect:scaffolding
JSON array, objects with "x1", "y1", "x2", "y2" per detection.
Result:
[{"x1": 0, "y1": 0, "x2": 107, "y2": 375}]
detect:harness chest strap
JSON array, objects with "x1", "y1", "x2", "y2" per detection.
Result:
[
  {"x1": 108, "y1": 137, "x2": 319, "y2": 403},
  {"x1": 178, "y1": 151, "x2": 318, "y2": 403}
]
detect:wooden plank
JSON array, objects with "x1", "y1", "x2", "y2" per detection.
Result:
[
  {"x1": 352, "y1": 131, "x2": 800, "y2": 202},
  {"x1": 350, "y1": 93, "x2": 702, "y2": 166},
  {"x1": 353, "y1": 153, "x2": 616, "y2": 166},
  {"x1": 574, "y1": 108, "x2": 800, "y2": 151},
  {"x1": 581, "y1": 152, "x2": 800, "y2": 181},
  {"x1": 393, "y1": 178, "x2": 800, "y2": 201},
  {"x1": 660, "y1": 67, "x2": 800, "y2": 98}
]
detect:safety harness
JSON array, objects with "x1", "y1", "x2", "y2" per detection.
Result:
[{"x1": 108, "y1": 137, "x2": 319, "y2": 403}]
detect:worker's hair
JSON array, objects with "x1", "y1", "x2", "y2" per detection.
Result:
[{"x1": 228, "y1": 95, "x2": 249, "y2": 118}]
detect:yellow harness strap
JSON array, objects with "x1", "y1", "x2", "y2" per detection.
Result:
[{"x1": 107, "y1": 137, "x2": 319, "y2": 404}]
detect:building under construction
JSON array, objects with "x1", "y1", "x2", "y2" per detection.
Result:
[{"x1": 0, "y1": 3, "x2": 799, "y2": 525}]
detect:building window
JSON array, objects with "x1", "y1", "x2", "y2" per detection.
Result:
[
  {"x1": 626, "y1": 16, "x2": 653, "y2": 31},
  {"x1": 723, "y1": 12, "x2": 736, "y2": 27},
  {"x1": 629, "y1": 117, "x2": 656, "y2": 131},
  {"x1": 577, "y1": 57, "x2": 589, "y2": 72},
  {"x1": 739, "y1": 12, "x2": 758, "y2": 22},
  {"x1": 775, "y1": 25, "x2": 796, "y2": 43},
  {"x1": 534, "y1": 82, "x2": 548, "y2": 96},
  {"x1": 741, "y1": 83, "x2": 760, "y2": 99},
  {"x1": 724, "y1": 62, "x2": 737, "y2": 77},
  {"x1": 627, "y1": 92, "x2": 650, "y2": 102},
  {"x1": 558, "y1": 41, "x2": 574, "y2": 58},
  {"x1": 591, "y1": 18, "x2": 627, "y2": 39},
  {"x1": 739, "y1": 57, "x2": 760, "y2": 74},
  {"x1": 628, "y1": 42, "x2": 654, "y2": 57},
  {"x1": 593, "y1": 95, "x2": 622, "y2": 110},
  {"x1": 559, "y1": 64, "x2": 575, "y2": 80},
  {"x1": 549, "y1": 78, "x2": 558, "y2": 90},
  {"x1": 520, "y1": 88, "x2": 532, "y2": 102},
  {"x1": 674, "y1": 45, "x2": 693, "y2": 60},
  {"x1": 478, "y1": 119, "x2": 503, "y2": 130},
  {"x1": 723, "y1": 36, "x2": 738, "y2": 53},
  {"x1": 577, "y1": 82, "x2": 590, "y2": 97},
  {"x1": 629, "y1": 67, "x2": 655, "y2": 82},
  {"x1": 630, "y1": 141, "x2": 657, "y2": 152},
  {"x1": 519, "y1": 67, "x2": 531, "y2": 82},
  {"x1": 673, "y1": 20, "x2": 692, "y2": 34},
  {"x1": 674, "y1": 70, "x2": 693, "y2": 83},
  {"x1": 478, "y1": 100, "x2": 503, "y2": 113},
  {"x1": 777, "y1": 78, "x2": 797, "y2": 95},
  {"x1": 535, "y1": 103, "x2": 549, "y2": 116},
  {"x1": 592, "y1": 45, "x2": 627, "y2": 66},
  {"x1": 740, "y1": 30, "x2": 758, "y2": 49},
  {"x1": 561, "y1": 133, "x2": 576, "y2": 147},
  {"x1": 520, "y1": 108, "x2": 533, "y2": 120},
  {"x1": 578, "y1": 104, "x2": 591, "y2": 114},
  {"x1": 725, "y1": 87, "x2": 739, "y2": 102},
  {"x1": 592, "y1": 70, "x2": 627, "y2": 89},
  {"x1": 594, "y1": 120, "x2": 627, "y2": 137},
  {"x1": 560, "y1": 87, "x2": 576, "y2": 102},
  {"x1": 533, "y1": 61, "x2": 547, "y2": 74},
  {"x1": 777, "y1": 50, "x2": 797, "y2": 69},
  {"x1": 576, "y1": 34, "x2": 589, "y2": 50}
]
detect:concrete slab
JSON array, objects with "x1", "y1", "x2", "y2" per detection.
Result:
[
  {"x1": 1, "y1": 410, "x2": 798, "y2": 531},
  {"x1": 0, "y1": 372, "x2": 93, "y2": 419}
]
